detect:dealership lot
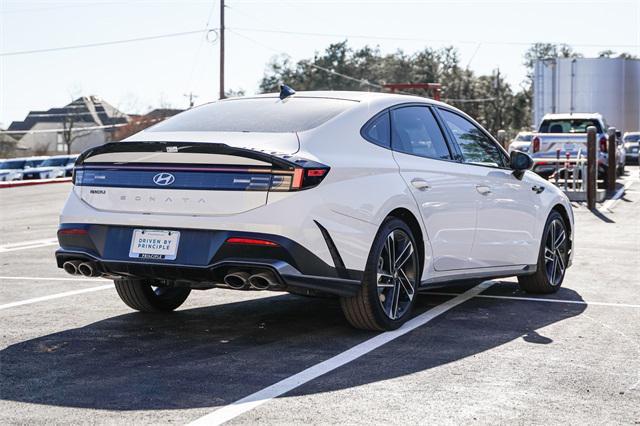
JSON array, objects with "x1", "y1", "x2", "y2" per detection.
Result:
[{"x1": 1, "y1": 168, "x2": 639, "y2": 424}]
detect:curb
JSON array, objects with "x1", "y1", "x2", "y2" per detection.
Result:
[{"x1": 0, "y1": 177, "x2": 72, "y2": 188}]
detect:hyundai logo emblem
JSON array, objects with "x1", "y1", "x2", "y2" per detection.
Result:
[{"x1": 153, "y1": 172, "x2": 175, "y2": 186}]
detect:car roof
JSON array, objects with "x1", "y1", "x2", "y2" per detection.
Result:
[
  {"x1": 2, "y1": 156, "x2": 47, "y2": 161},
  {"x1": 230, "y1": 90, "x2": 419, "y2": 102},
  {"x1": 223, "y1": 90, "x2": 452, "y2": 108},
  {"x1": 542, "y1": 113, "x2": 603, "y2": 120}
]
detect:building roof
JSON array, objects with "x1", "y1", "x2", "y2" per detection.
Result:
[{"x1": 7, "y1": 96, "x2": 129, "y2": 133}]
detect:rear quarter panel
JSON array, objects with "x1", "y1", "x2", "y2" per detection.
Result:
[{"x1": 295, "y1": 100, "x2": 432, "y2": 274}]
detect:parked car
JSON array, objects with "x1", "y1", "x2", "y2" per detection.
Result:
[
  {"x1": 623, "y1": 132, "x2": 640, "y2": 163},
  {"x1": 56, "y1": 90, "x2": 574, "y2": 331},
  {"x1": 508, "y1": 131, "x2": 533, "y2": 153},
  {"x1": 21, "y1": 155, "x2": 78, "y2": 180},
  {"x1": 530, "y1": 113, "x2": 626, "y2": 179},
  {"x1": 0, "y1": 156, "x2": 47, "y2": 181}
]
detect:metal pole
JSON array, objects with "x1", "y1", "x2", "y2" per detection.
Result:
[
  {"x1": 219, "y1": 0, "x2": 225, "y2": 100},
  {"x1": 607, "y1": 127, "x2": 616, "y2": 193},
  {"x1": 496, "y1": 130, "x2": 506, "y2": 149},
  {"x1": 586, "y1": 126, "x2": 597, "y2": 209}
]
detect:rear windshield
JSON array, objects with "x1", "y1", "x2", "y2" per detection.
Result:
[
  {"x1": 149, "y1": 97, "x2": 357, "y2": 133},
  {"x1": 515, "y1": 134, "x2": 533, "y2": 142},
  {"x1": 539, "y1": 119, "x2": 602, "y2": 133},
  {"x1": 624, "y1": 134, "x2": 640, "y2": 142},
  {"x1": 0, "y1": 160, "x2": 25, "y2": 169}
]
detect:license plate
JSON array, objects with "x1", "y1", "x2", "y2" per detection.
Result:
[{"x1": 129, "y1": 229, "x2": 180, "y2": 260}]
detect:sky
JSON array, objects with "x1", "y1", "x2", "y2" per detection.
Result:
[{"x1": 1, "y1": 0, "x2": 639, "y2": 127}]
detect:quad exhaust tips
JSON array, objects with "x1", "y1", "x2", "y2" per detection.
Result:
[
  {"x1": 248, "y1": 271, "x2": 277, "y2": 290},
  {"x1": 77, "y1": 262, "x2": 101, "y2": 277},
  {"x1": 223, "y1": 270, "x2": 279, "y2": 290},
  {"x1": 63, "y1": 260, "x2": 82, "y2": 275},
  {"x1": 63, "y1": 260, "x2": 101, "y2": 277},
  {"x1": 224, "y1": 271, "x2": 251, "y2": 289}
]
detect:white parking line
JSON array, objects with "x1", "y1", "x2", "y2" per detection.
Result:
[
  {"x1": 0, "y1": 284, "x2": 114, "y2": 311},
  {"x1": 0, "y1": 238, "x2": 58, "y2": 253},
  {"x1": 600, "y1": 179, "x2": 636, "y2": 212},
  {"x1": 187, "y1": 281, "x2": 494, "y2": 426},
  {"x1": 426, "y1": 291, "x2": 640, "y2": 309}
]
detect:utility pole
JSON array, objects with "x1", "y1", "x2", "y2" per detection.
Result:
[
  {"x1": 184, "y1": 92, "x2": 198, "y2": 108},
  {"x1": 219, "y1": 0, "x2": 225, "y2": 99},
  {"x1": 494, "y1": 68, "x2": 502, "y2": 131}
]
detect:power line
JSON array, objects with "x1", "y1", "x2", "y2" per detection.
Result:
[
  {"x1": 230, "y1": 29, "x2": 496, "y2": 103},
  {"x1": 229, "y1": 29, "x2": 412, "y2": 95},
  {"x1": 0, "y1": 29, "x2": 209, "y2": 57}
]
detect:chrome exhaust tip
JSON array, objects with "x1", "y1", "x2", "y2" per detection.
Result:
[
  {"x1": 224, "y1": 271, "x2": 251, "y2": 289},
  {"x1": 77, "y1": 261, "x2": 100, "y2": 277},
  {"x1": 62, "y1": 260, "x2": 81, "y2": 275},
  {"x1": 248, "y1": 271, "x2": 277, "y2": 290}
]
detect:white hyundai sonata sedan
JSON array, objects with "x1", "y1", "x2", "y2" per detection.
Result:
[{"x1": 56, "y1": 89, "x2": 573, "y2": 330}]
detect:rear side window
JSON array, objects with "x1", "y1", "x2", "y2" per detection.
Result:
[
  {"x1": 391, "y1": 106, "x2": 451, "y2": 160},
  {"x1": 438, "y1": 109, "x2": 507, "y2": 168},
  {"x1": 149, "y1": 97, "x2": 357, "y2": 133},
  {"x1": 362, "y1": 111, "x2": 391, "y2": 148}
]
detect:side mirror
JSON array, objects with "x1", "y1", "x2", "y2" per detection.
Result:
[{"x1": 510, "y1": 150, "x2": 533, "y2": 179}]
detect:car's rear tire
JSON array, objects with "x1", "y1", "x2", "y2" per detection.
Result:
[
  {"x1": 518, "y1": 210, "x2": 569, "y2": 294},
  {"x1": 114, "y1": 278, "x2": 191, "y2": 312},
  {"x1": 340, "y1": 217, "x2": 420, "y2": 331}
]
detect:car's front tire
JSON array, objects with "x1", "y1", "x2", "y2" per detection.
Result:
[
  {"x1": 114, "y1": 278, "x2": 191, "y2": 312},
  {"x1": 340, "y1": 217, "x2": 420, "y2": 331},
  {"x1": 518, "y1": 210, "x2": 569, "y2": 294}
]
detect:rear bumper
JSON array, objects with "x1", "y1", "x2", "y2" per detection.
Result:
[{"x1": 55, "y1": 223, "x2": 363, "y2": 297}]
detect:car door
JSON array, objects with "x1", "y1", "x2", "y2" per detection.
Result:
[
  {"x1": 437, "y1": 108, "x2": 538, "y2": 267},
  {"x1": 389, "y1": 105, "x2": 478, "y2": 271}
]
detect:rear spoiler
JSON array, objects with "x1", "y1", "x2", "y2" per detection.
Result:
[
  {"x1": 74, "y1": 141, "x2": 330, "y2": 191},
  {"x1": 76, "y1": 141, "x2": 308, "y2": 170}
]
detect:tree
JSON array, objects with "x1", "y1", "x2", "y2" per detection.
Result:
[
  {"x1": 259, "y1": 41, "x2": 529, "y2": 134},
  {"x1": 60, "y1": 111, "x2": 96, "y2": 155}
]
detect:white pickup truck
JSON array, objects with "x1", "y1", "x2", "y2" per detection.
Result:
[{"x1": 529, "y1": 113, "x2": 626, "y2": 179}]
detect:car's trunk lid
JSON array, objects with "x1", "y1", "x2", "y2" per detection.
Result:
[
  {"x1": 535, "y1": 133, "x2": 589, "y2": 158},
  {"x1": 74, "y1": 136, "x2": 301, "y2": 216}
]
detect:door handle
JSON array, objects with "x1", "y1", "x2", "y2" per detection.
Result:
[
  {"x1": 475, "y1": 185, "x2": 492, "y2": 195},
  {"x1": 532, "y1": 185, "x2": 545, "y2": 194},
  {"x1": 411, "y1": 178, "x2": 431, "y2": 191}
]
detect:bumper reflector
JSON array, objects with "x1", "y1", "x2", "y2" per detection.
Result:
[
  {"x1": 58, "y1": 228, "x2": 89, "y2": 236},
  {"x1": 225, "y1": 237, "x2": 279, "y2": 247}
]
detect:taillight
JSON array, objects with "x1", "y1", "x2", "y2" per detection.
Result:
[
  {"x1": 599, "y1": 136, "x2": 607, "y2": 152},
  {"x1": 270, "y1": 165, "x2": 330, "y2": 191},
  {"x1": 73, "y1": 159, "x2": 329, "y2": 192},
  {"x1": 532, "y1": 137, "x2": 540, "y2": 153},
  {"x1": 225, "y1": 237, "x2": 279, "y2": 247}
]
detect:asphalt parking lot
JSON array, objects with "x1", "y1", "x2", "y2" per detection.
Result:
[{"x1": 1, "y1": 168, "x2": 639, "y2": 425}]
